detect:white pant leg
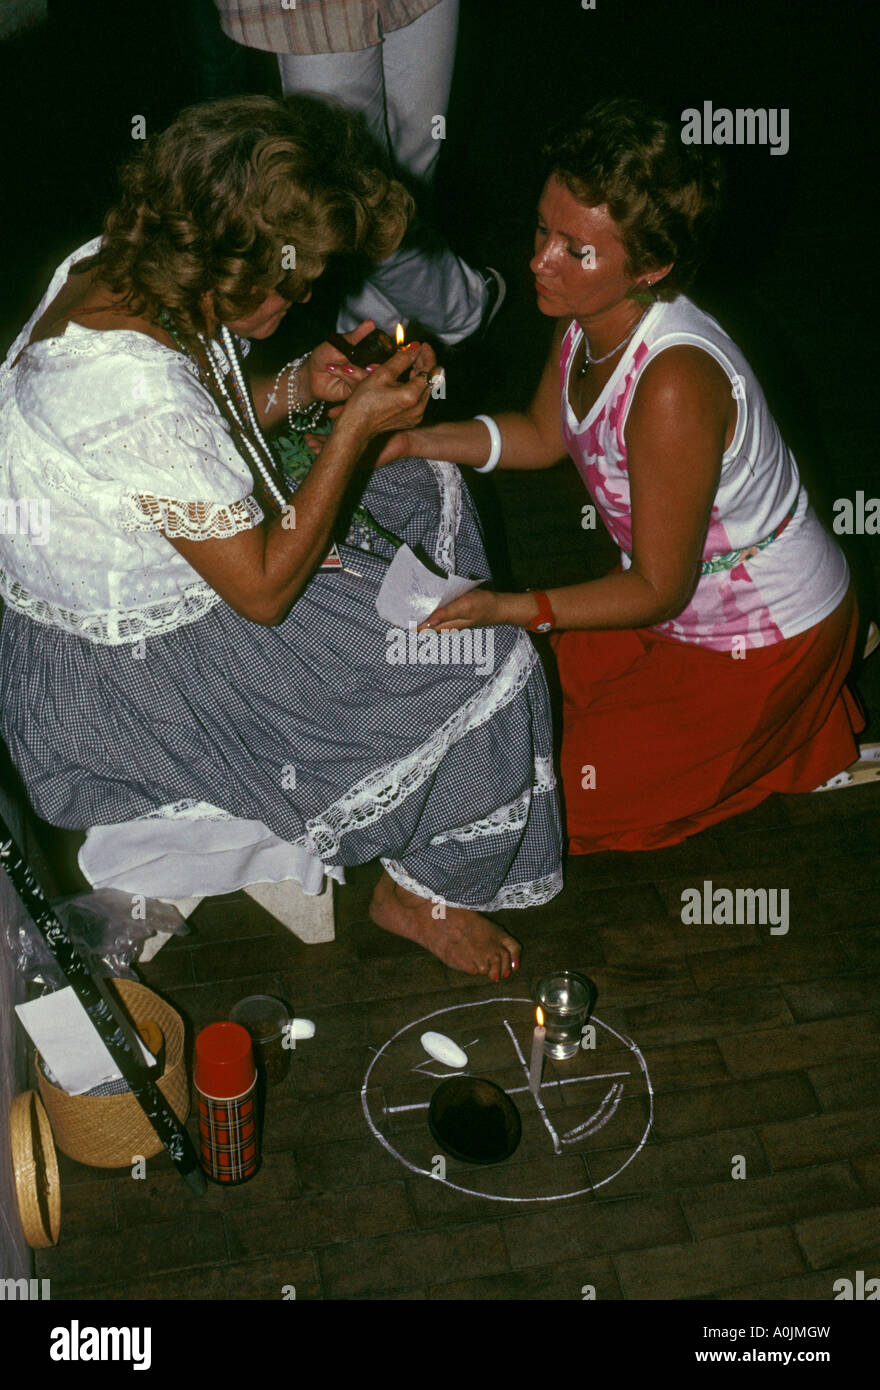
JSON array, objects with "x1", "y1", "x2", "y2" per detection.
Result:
[
  {"x1": 361, "y1": 0, "x2": 487, "y2": 342},
  {"x1": 277, "y1": 5, "x2": 488, "y2": 344},
  {"x1": 276, "y1": 47, "x2": 389, "y2": 155},
  {"x1": 337, "y1": 225, "x2": 486, "y2": 343},
  {"x1": 381, "y1": 0, "x2": 459, "y2": 185}
]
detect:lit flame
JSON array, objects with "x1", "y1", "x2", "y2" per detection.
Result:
[
  {"x1": 395, "y1": 322, "x2": 406, "y2": 346},
  {"x1": 536, "y1": 1006, "x2": 544, "y2": 1027}
]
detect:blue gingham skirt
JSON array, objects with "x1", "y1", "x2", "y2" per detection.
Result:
[{"x1": 0, "y1": 460, "x2": 563, "y2": 911}]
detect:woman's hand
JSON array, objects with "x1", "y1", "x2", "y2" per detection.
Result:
[
  {"x1": 419, "y1": 588, "x2": 506, "y2": 631},
  {"x1": 302, "y1": 335, "x2": 438, "y2": 460},
  {"x1": 331, "y1": 342, "x2": 436, "y2": 444},
  {"x1": 304, "y1": 320, "x2": 376, "y2": 404},
  {"x1": 305, "y1": 423, "x2": 425, "y2": 466},
  {"x1": 306, "y1": 323, "x2": 440, "y2": 411}
]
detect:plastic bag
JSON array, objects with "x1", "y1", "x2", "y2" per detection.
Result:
[{"x1": 7, "y1": 887, "x2": 190, "y2": 988}]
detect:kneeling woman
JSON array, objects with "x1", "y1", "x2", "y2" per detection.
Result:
[
  {"x1": 387, "y1": 98, "x2": 864, "y2": 851},
  {"x1": 0, "y1": 95, "x2": 563, "y2": 978}
]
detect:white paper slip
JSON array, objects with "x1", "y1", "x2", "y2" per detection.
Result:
[
  {"x1": 16, "y1": 986, "x2": 156, "y2": 1096},
  {"x1": 375, "y1": 543, "x2": 484, "y2": 628}
]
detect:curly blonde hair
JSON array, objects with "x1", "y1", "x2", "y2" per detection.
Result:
[{"x1": 90, "y1": 93, "x2": 413, "y2": 342}]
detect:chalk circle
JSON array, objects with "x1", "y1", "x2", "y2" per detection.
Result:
[{"x1": 361, "y1": 996, "x2": 653, "y2": 1203}]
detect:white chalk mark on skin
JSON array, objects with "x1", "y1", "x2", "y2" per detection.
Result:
[
  {"x1": 383, "y1": 1071, "x2": 631, "y2": 1115},
  {"x1": 503, "y1": 1018, "x2": 562, "y2": 1156},
  {"x1": 360, "y1": 997, "x2": 654, "y2": 1203}
]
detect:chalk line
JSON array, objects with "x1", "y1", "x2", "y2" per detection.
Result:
[
  {"x1": 360, "y1": 997, "x2": 654, "y2": 1204},
  {"x1": 560, "y1": 1082, "x2": 623, "y2": 1143},
  {"x1": 501, "y1": 1018, "x2": 563, "y2": 1155},
  {"x1": 382, "y1": 1070, "x2": 631, "y2": 1116}
]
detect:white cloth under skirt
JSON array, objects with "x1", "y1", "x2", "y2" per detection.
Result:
[{"x1": 79, "y1": 801, "x2": 345, "y2": 898}]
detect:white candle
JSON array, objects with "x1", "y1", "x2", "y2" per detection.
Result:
[{"x1": 529, "y1": 1007, "x2": 546, "y2": 1096}]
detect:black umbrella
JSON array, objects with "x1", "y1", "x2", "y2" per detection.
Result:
[{"x1": 1, "y1": 825, "x2": 206, "y2": 1196}]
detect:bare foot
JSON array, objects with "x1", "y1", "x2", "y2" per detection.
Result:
[{"x1": 369, "y1": 871, "x2": 521, "y2": 982}]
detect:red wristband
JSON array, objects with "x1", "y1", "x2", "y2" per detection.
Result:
[{"x1": 526, "y1": 589, "x2": 555, "y2": 633}]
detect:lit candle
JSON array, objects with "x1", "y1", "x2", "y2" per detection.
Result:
[{"x1": 529, "y1": 1006, "x2": 546, "y2": 1097}]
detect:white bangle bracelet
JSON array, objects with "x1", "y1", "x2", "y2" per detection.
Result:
[{"x1": 473, "y1": 414, "x2": 502, "y2": 473}]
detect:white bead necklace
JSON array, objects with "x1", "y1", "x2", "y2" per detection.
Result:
[{"x1": 198, "y1": 326, "x2": 287, "y2": 511}]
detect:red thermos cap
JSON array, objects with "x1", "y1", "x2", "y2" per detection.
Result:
[{"x1": 194, "y1": 1022, "x2": 256, "y2": 1099}]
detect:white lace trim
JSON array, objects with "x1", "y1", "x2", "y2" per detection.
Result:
[
  {"x1": 429, "y1": 761, "x2": 557, "y2": 847},
  {"x1": 426, "y1": 459, "x2": 461, "y2": 572},
  {"x1": 120, "y1": 491, "x2": 264, "y2": 539},
  {"x1": 533, "y1": 754, "x2": 557, "y2": 794},
  {"x1": 138, "y1": 800, "x2": 235, "y2": 822},
  {"x1": 300, "y1": 631, "x2": 539, "y2": 859},
  {"x1": 430, "y1": 792, "x2": 530, "y2": 847},
  {"x1": 380, "y1": 857, "x2": 563, "y2": 912},
  {"x1": 0, "y1": 565, "x2": 221, "y2": 645}
]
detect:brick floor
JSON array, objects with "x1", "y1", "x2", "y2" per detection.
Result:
[{"x1": 33, "y1": 807, "x2": 880, "y2": 1299}]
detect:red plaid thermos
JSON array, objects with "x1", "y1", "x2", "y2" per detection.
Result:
[{"x1": 195, "y1": 1022, "x2": 261, "y2": 1183}]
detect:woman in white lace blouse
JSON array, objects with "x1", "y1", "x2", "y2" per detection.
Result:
[{"x1": 0, "y1": 94, "x2": 562, "y2": 981}]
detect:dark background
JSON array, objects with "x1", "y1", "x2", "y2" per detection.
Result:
[
  {"x1": 0, "y1": 1, "x2": 870, "y2": 298},
  {"x1": 1, "y1": 0, "x2": 877, "y2": 714}
]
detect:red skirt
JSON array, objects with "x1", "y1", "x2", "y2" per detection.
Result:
[{"x1": 552, "y1": 585, "x2": 865, "y2": 853}]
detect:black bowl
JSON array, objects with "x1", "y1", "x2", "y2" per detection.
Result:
[{"x1": 428, "y1": 1076, "x2": 521, "y2": 1165}]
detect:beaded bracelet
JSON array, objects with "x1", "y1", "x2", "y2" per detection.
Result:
[{"x1": 270, "y1": 353, "x2": 325, "y2": 431}]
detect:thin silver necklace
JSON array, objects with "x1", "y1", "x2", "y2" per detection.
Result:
[{"x1": 578, "y1": 309, "x2": 649, "y2": 376}]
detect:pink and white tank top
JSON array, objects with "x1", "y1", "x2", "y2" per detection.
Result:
[{"x1": 559, "y1": 296, "x2": 849, "y2": 650}]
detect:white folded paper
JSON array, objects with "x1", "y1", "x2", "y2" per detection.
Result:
[
  {"x1": 375, "y1": 543, "x2": 483, "y2": 628},
  {"x1": 16, "y1": 986, "x2": 156, "y2": 1096}
]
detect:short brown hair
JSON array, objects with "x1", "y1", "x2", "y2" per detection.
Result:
[
  {"x1": 541, "y1": 98, "x2": 723, "y2": 299},
  {"x1": 90, "y1": 93, "x2": 413, "y2": 341}
]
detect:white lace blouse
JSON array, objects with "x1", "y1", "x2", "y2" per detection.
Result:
[{"x1": 0, "y1": 238, "x2": 265, "y2": 645}]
